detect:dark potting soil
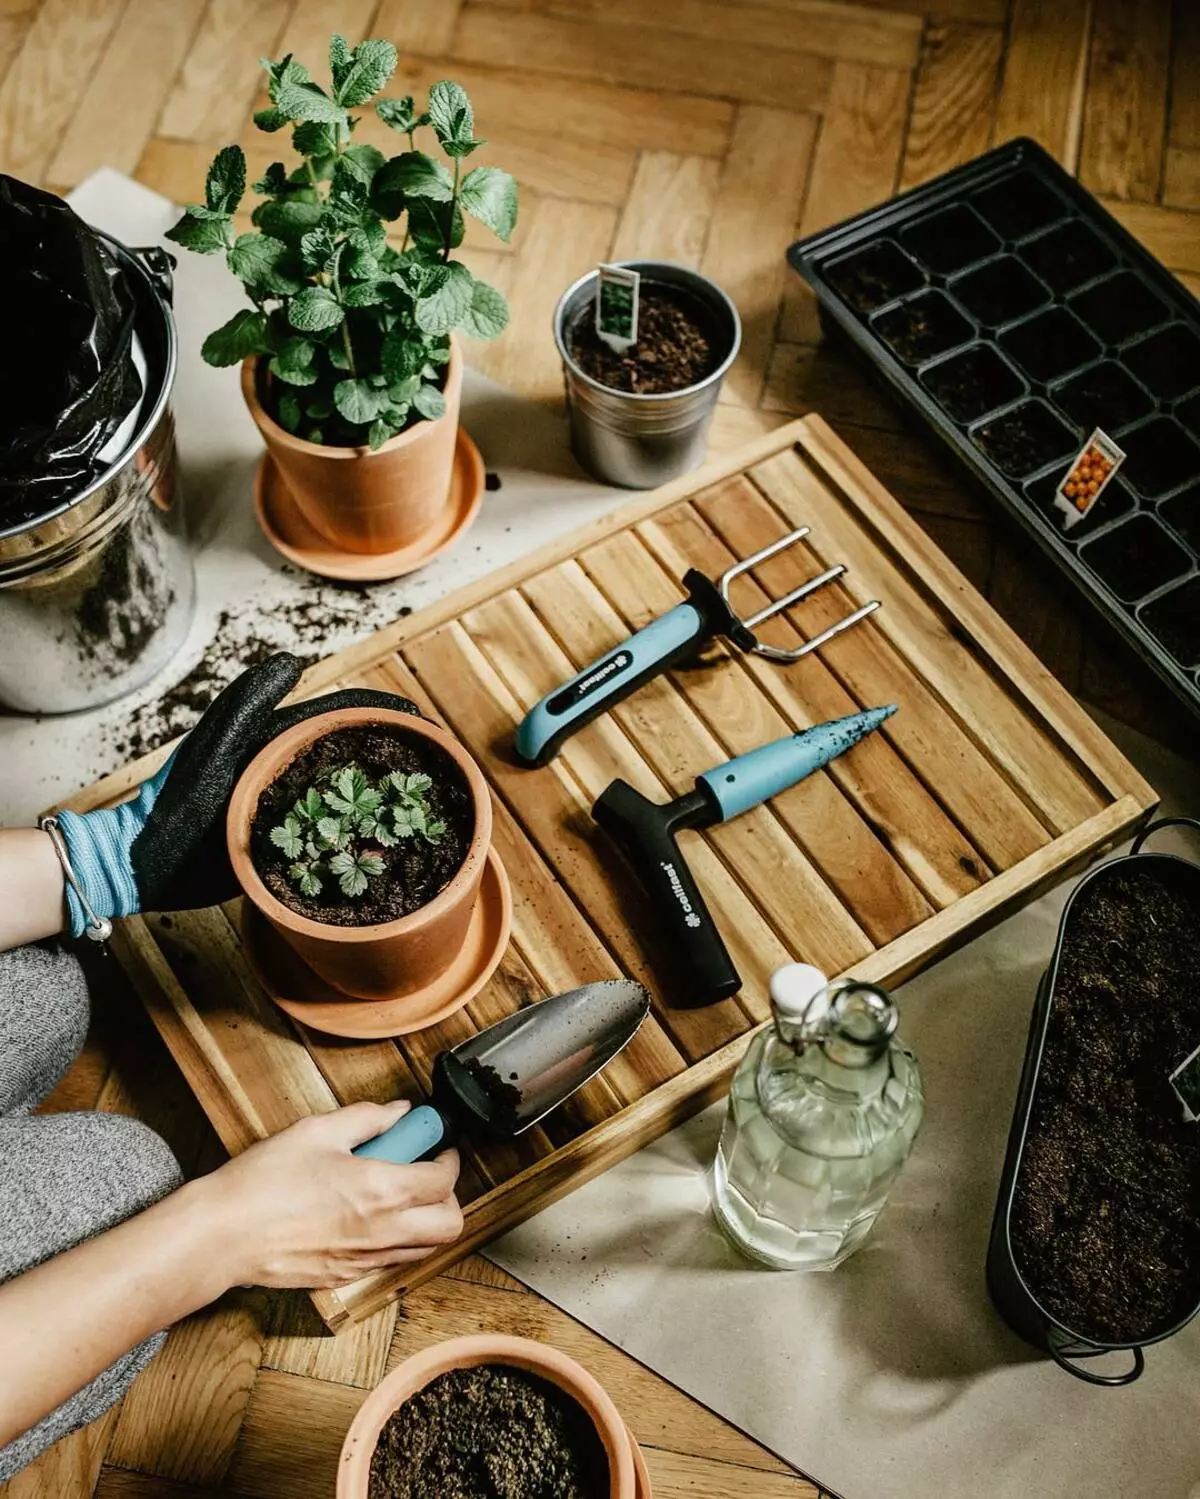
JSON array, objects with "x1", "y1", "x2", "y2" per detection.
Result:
[
  {"x1": 873, "y1": 291, "x2": 972, "y2": 365},
  {"x1": 1069, "y1": 272, "x2": 1170, "y2": 349},
  {"x1": 1142, "y1": 576, "x2": 1200, "y2": 668},
  {"x1": 900, "y1": 205, "x2": 999, "y2": 276},
  {"x1": 1120, "y1": 417, "x2": 1200, "y2": 499},
  {"x1": 1079, "y1": 514, "x2": 1190, "y2": 602},
  {"x1": 1022, "y1": 221, "x2": 1116, "y2": 296},
  {"x1": 973, "y1": 400, "x2": 1074, "y2": 479},
  {"x1": 971, "y1": 172, "x2": 1066, "y2": 241},
  {"x1": 1010, "y1": 867, "x2": 1200, "y2": 1344},
  {"x1": 568, "y1": 283, "x2": 720, "y2": 394},
  {"x1": 951, "y1": 256, "x2": 1049, "y2": 327},
  {"x1": 463, "y1": 1056, "x2": 524, "y2": 1131},
  {"x1": 250, "y1": 725, "x2": 472, "y2": 927},
  {"x1": 1025, "y1": 470, "x2": 1133, "y2": 539},
  {"x1": 367, "y1": 1364, "x2": 609, "y2": 1499},
  {"x1": 999, "y1": 308, "x2": 1100, "y2": 383},
  {"x1": 75, "y1": 499, "x2": 176, "y2": 670},
  {"x1": 921, "y1": 346, "x2": 1023, "y2": 424},
  {"x1": 1160, "y1": 483, "x2": 1200, "y2": 550},
  {"x1": 1051, "y1": 361, "x2": 1153, "y2": 434},
  {"x1": 824, "y1": 239, "x2": 924, "y2": 312},
  {"x1": 1123, "y1": 324, "x2": 1200, "y2": 402}
]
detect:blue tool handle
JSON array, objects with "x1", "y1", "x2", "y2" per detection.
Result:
[
  {"x1": 698, "y1": 706, "x2": 897, "y2": 823},
  {"x1": 351, "y1": 1105, "x2": 448, "y2": 1164},
  {"x1": 515, "y1": 602, "x2": 705, "y2": 767}
]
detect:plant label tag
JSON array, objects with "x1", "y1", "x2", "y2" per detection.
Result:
[
  {"x1": 1054, "y1": 428, "x2": 1125, "y2": 528},
  {"x1": 1170, "y1": 1041, "x2": 1200, "y2": 1123},
  {"x1": 595, "y1": 264, "x2": 640, "y2": 353}
]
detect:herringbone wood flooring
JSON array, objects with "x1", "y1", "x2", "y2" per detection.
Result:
[{"x1": 1, "y1": 1, "x2": 1197, "y2": 1495}]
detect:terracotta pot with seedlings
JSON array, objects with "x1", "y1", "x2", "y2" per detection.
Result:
[
  {"x1": 167, "y1": 34, "x2": 517, "y2": 562},
  {"x1": 227, "y1": 706, "x2": 492, "y2": 1009},
  {"x1": 337, "y1": 1334, "x2": 650, "y2": 1499}
]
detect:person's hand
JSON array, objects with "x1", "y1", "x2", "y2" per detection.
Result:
[
  {"x1": 54, "y1": 652, "x2": 420, "y2": 936},
  {"x1": 194, "y1": 1101, "x2": 463, "y2": 1290}
]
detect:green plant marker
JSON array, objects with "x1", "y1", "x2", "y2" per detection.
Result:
[
  {"x1": 595, "y1": 264, "x2": 639, "y2": 353},
  {"x1": 1170, "y1": 1041, "x2": 1200, "y2": 1123}
]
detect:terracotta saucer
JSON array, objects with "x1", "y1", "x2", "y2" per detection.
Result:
[
  {"x1": 241, "y1": 846, "x2": 512, "y2": 1040},
  {"x1": 252, "y1": 426, "x2": 486, "y2": 582}
]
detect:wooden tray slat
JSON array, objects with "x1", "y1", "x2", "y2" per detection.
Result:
[{"x1": 65, "y1": 416, "x2": 1156, "y2": 1330}]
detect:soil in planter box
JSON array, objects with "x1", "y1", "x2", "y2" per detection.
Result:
[
  {"x1": 1070, "y1": 271, "x2": 1170, "y2": 348},
  {"x1": 1120, "y1": 417, "x2": 1200, "y2": 499},
  {"x1": 973, "y1": 400, "x2": 1075, "y2": 479},
  {"x1": 250, "y1": 725, "x2": 473, "y2": 927},
  {"x1": 824, "y1": 239, "x2": 924, "y2": 312},
  {"x1": 900, "y1": 205, "x2": 999, "y2": 276},
  {"x1": 971, "y1": 172, "x2": 1065, "y2": 241},
  {"x1": 1025, "y1": 470, "x2": 1134, "y2": 539},
  {"x1": 1022, "y1": 221, "x2": 1116, "y2": 296},
  {"x1": 921, "y1": 346, "x2": 1023, "y2": 424},
  {"x1": 873, "y1": 291, "x2": 972, "y2": 365},
  {"x1": 999, "y1": 308, "x2": 1100, "y2": 383},
  {"x1": 568, "y1": 283, "x2": 720, "y2": 394},
  {"x1": 1010, "y1": 867, "x2": 1200, "y2": 1344},
  {"x1": 951, "y1": 256, "x2": 1049, "y2": 327},
  {"x1": 1079, "y1": 514, "x2": 1190, "y2": 603},
  {"x1": 368, "y1": 1364, "x2": 609, "y2": 1499},
  {"x1": 1160, "y1": 483, "x2": 1200, "y2": 549},
  {"x1": 1051, "y1": 360, "x2": 1153, "y2": 433},
  {"x1": 1142, "y1": 576, "x2": 1200, "y2": 669},
  {"x1": 1123, "y1": 324, "x2": 1200, "y2": 402}
]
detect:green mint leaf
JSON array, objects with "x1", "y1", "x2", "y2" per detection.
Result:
[
  {"x1": 299, "y1": 226, "x2": 339, "y2": 273},
  {"x1": 412, "y1": 382, "x2": 446, "y2": 421},
  {"x1": 288, "y1": 285, "x2": 344, "y2": 332},
  {"x1": 405, "y1": 196, "x2": 464, "y2": 251},
  {"x1": 459, "y1": 166, "x2": 517, "y2": 242},
  {"x1": 254, "y1": 106, "x2": 290, "y2": 133},
  {"x1": 340, "y1": 142, "x2": 386, "y2": 188},
  {"x1": 253, "y1": 161, "x2": 289, "y2": 196},
  {"x1": 252, "y1": 197, "x2": 325, "y2": 246},
  {"x1": 381, "y1": 330, "x2": 424, "y2": 385},
  {"x1": 334, "y1": 38, "x2": 398, "y2": 107},
  {"x1": 414, "y1": 260, "x2": 474, "y2": 335},
  {"x1": 165, "y1": 208, "x2": 232, "y2": 255},
  {"x1": 269, "y1": 336, "x2": 318, "y2": 386},
  {"x1": 292, "y1": 120, "x2": 338, "y2": 159},
  {"x1": 378, "y1": 150, "x2": 454, "y2": 202},
  {"x1": 306, "y1": 426, "x2": 324, "y2": 444},
  {"x1": 427, "y1": 79, "x2": 476, "y2": 152},
  {"x1": 273, "y1": 73, "x2": 348, "y2": 126},
  {"x1": 342, "y1": 281, "x2": 385, "y2": 307},
  {"x1": 307, "y1": 397, "x2": 333, "y2": 420},
  {"x1": 200, "y1": 308, "x2": 271, "y2": 366},
  {"x1": 334, "y1": 377, "x2": 386, "y2": 425},
  {"x1": 227, "y1": 232, "x2": 303, "y2": 293},
  {"x1": 460, "y1": 277, "x2": 509, "y2": 340},
  {"x1": 376, "y1": 95, "x2": 421, "y2": 135},
  {"x1": 276, "y1": 390, "x2": 301, "y2": 431},
  {"x1": 205, "y1": 144, "x2": 246, "y2": 213},
  {"x1": 329, "y1": 32, "x2": 352, "y2": 84}
]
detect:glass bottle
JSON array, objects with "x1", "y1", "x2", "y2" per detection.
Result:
[{"x1": 711, "y1": 963, "x2": 924, "y2": 1271}]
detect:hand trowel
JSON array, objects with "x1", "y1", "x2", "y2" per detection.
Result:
[{"x1": 353, "y1": 980, "x2": 651, "y2": 1165}]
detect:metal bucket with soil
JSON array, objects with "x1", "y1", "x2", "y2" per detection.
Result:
[
  {"x1": 553, "y1": 259, "x2": 740, "y2": 489},
  {"x1": 987, "y1": 817, "x2": 1200, "y2": 1385},
  {"x1": 0, "y1": 237, "x2": 193, "y2": 713}
]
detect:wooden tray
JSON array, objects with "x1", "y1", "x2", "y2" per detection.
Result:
[{"x1": 64, "y1": 416, "x2": 1157, "y2": 1331}]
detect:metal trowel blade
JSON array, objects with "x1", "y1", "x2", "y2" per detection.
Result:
[{"x1": 449, "y1": 980, "x2": 650, "y2": 1135}]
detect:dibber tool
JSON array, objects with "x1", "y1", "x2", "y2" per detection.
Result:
[
  {"x1": 514, "y1": 528, "x2": 881, "y2": 767},
  {"x1": 593, "y1": 706, "x2": 896, "y2": 1009}
]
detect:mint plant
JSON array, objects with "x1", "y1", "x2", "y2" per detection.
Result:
[
  {"x1": 166, "y1": 35, "x2": 516, "y2": 449},
  {"x1": 269, "y1": 761, "x2": 445, "y2": 899}
]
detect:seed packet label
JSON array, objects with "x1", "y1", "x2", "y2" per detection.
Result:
[
  {"x1": 1170, "y1": 1041, "x2": 1200, "y2": 1123},
  {"x1": 595, "y1": 264, "x2": 639, "y2": 353},
  {"x1": 1054, "y1": 428, "x2": 1125, "y2": 528}
]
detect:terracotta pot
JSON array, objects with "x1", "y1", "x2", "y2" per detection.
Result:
[
  {"x1": 337, "y1": 1333, "x2": 647, "y2": 1498},
  {"x1": 227, "y1": 707, "x2": 492, "y2": 1003},
  {"x1": 241, "y1": 338, "x2": 463, "y2": 555}
]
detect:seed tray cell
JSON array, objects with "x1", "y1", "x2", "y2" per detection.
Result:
[
  {"x1": 1070, "y1": 271, "x2": 1171, "y2": 348},
  {"x1": 789, "y1": 137, "x2": 1200, "y2": 721},
  {"x1": 1122, "y1": 324, "x2": 1200, "y2": 402},
  {"x1": 951, "y1": 256, "x2": 1050, "y2": 327},
  {"x1": 1023, "y1": 221, "x2": 1117, "y2": 296},
  {"x1": 872, "y1": 290, "x2": 974, "y2": 365},
  {"x1": 824, "y1": 239, "x2": 925, "y2": 313},
  {"x1": 1141, "y1": 577, "x2": 1200, "y2": 669},
  {"x1": 1052, "y1": 361, "x2": 1154, "y2": 433},
  {"x1": 900, "y1": 205, "x2": 1000, "y2": 276},
  {"x1": 1079, "y1": 514, "x2": 1191, "y2": 603},
  {"x1": 1000, "y1": 308, "x2": 1100, "y2": 384}
]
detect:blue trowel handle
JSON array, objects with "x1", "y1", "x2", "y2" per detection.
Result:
[
  {"x1": 352, "y1": 1105, "x2": 451, "y2": 1165},
  {"x1": 698, "y1": 706, "x2": 897, "y2": 823},
  {"x1": 515, "y1": 602, "x2": 705, "y2": 767}
]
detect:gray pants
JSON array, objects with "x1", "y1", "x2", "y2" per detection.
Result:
[{"x1": 0, "y1": 943, "x2": 182, "y2": 1481}]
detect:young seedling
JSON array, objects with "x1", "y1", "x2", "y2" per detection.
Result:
[
  {"x1": 167, "y1": 35, "x2": 517, "y2": 449},
  {"x1": 269, "y1": 760, "x2": 444, "y2": 900}
]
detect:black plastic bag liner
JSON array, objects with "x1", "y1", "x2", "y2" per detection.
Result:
[{"x1": 0, "y1": 174, "x2": 143, "y2": 521}]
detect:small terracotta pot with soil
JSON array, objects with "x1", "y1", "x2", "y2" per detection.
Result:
[
  {"x1": 227, "y1": 706, "x2": 492, "y2": 1006},
  {"x1": 553, "y1": 260, "x2": 740, "y2": 490},
  {"x1": 338, "y1": 1334, "x2": 649, "y2": 1499},
  {"x1": 241, "y1": 339, "x2": 463, "y2": 556}
]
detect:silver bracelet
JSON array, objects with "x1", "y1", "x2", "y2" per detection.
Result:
[{"x1": 39, "y1": 816, "x2": 113, "y2": 943}]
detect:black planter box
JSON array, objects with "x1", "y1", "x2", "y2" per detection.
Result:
[{"x1": 788, "y1": 138, "x2": 1200, "y2": 721}]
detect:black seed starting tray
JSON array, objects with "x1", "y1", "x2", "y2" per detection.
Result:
[{"x1": 789, "y1": 138, "x2": 1200, "y2": 721}]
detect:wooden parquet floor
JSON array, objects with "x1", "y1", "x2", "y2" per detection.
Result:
[{"x1": 1, "y1": 1, "x2": 1198, "y2": 1495}]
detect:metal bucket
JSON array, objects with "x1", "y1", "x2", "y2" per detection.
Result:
[
  {"x1": 553, "y1": 260, "x2": 741, "y2": 489},
  {"x1": 0, "y1": 238, "x2": 194, "y2": 714},
  {"x1": 986, "y1": 817, "x2": 1200, "y2": 1386}
]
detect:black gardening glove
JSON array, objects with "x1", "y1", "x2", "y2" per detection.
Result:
[{"x1": 56, "y1": 653, "x2": 419, "y2": 932}]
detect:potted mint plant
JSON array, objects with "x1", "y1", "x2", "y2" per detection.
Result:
[{"x1": 167, "y1": 36, "x2": 517, "y2": 557}]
